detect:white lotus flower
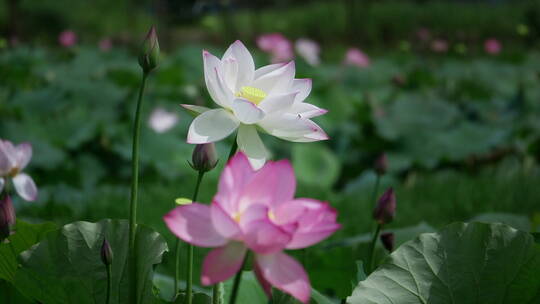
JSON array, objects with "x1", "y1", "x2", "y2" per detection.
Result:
[
  {"x1": 0, "y1": 140, "x2": 38, "y2": 201},
  {"x1": 183, "y1": 40, "x2": 328, "y2": 169}
]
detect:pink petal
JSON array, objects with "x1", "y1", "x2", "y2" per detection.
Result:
[
  {"x1": 210, "y1": 202, "x2": 241, "y2": 239},
  {"x1": 13, "y1": 173, "x2": 37, "y2": 201},
  {"x1": 253, "y1": 259, "x2": 272, "y2": 297},
  {"x1": 201, "y1": 242, "x2": 247, "y2": 285},
  {"x1": 163, "y1": 204, "x2": 227, "y2": 247},
  {"x1": 255, "y1": 252, "x2": 311, "y2": 304},
  {"x1": 285, "y1": 199, "x2": 341, "y2": 249},
  {"x1": 215, "y1": 152, "x2": 256, "y2": 214},
  {"x1": 243, "y1": 217, "x2": 291, "y2": 254},
  {"x1": 238, "y1": 159, "x2": 296, "y2": 210}
]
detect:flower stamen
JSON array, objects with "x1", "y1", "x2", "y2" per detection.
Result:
[{"x1": 237, "y1": 86, "x2": 267, "y2": 105}]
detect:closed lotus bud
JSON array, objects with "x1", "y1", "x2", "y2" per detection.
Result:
[
  {"x1": 191, "y1": 143, "x2": 218, "y2": 172},
  {"x1": 380, "y1": 232, "x2": 394, "y2": 252},
  {"x1": 374, "y1": 153, "x2": 387, "y2": 176},
  {"x1": 373, "y1": 188, "x2": 396, "y2": 225},
  {"x1": 0, "y1": 195, "x2": 15, "y2": 242},
  {"x1": 138, "y1": 26, "x2": 160, "y2": 73},
  {"x1": 101, "y1": 238, "x2": 114, "y2": 266}
]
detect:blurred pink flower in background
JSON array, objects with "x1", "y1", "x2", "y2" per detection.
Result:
[
  {"x1": 0, "y1": 140, "x2": 37, "y2": 201},
  {"x1": 256, "y1": 33, "x2": 294, "y2": 63},
  {"x1": 58, "y1": 30, "x2": 77, "y2": 48},
  {"x1": 164, "y1": 152, "x2": 340, "y2": 303},
  {"x1": 295, "y1": 38, "x2": 320, "y2": 66},
  {"x1": 344, "y1": 48, "x2": 370, "y2": 68},
  {"x1": 148, "y1": 108, "x2": 179, "y2": 133},
  {"x1": 431, "y1": 39, "x2": 448, "y2": 53},
  {"x1": 484, "y1": 38, "x2": 502, "y2": 55},
  {"x1": 99, "y1": 38, "x2": 112, "y2": 51},
  {"x1": 416, "y1": 27, "x2": 431, "y2": 42}
]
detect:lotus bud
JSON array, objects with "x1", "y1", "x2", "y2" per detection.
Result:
[
  {"x1": 0, "y1": 195, "x2": 15, "y2": 242},
  {"x1": 373, "y1": 188, "x2": 396, "y2": 225},
  {"x1": 100, "y1": 238, "x2": 114, "y2": 266},
  {"x1": 191, "y1": 143, "x2": 218, "y2": 172},
  {"x1": 380, "y1": 232, "x2": 394, "y2": 252},
  {"x1": 138, "y1": 26, "x2": 160, "y2": 73},
  {"x1": 374, "y1": 153, "x2": 387, "y2": 176}
]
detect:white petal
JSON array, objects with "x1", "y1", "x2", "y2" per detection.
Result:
[
  {"x1": 254, "y1": 63, "x2": 289, "y2": 79},
  {"x1": 187, "y1": 109, "x2": 239, "y2": 144},
  {"x1": 180, "y1": 104, "x2": 211, "y2": 116},
  {"x1": 222, "y1": 41, "x2": 255, "y2": 91},
  {"x1": 0, "y1": 178, "x2": 4, "y2": 193},
  {"x1": 15, "y1": 142, "x2": 32, "y2": 170},
  {"x1": 291, "y1": 79, "x2": 312, "y2": 103},
  {"x1": 258, "y1": 92, "x2": 298, "y2": 114},
  {"x1": 232, "y1": 99, "x2": 265, "y2": 124},
  {"x1": 0, "y1": 140, "x2": 16, "y2": 175},
  {"x1": 13, "y1": 173, "x2": 38, "y2": 201},
  {"x1": 222, "y1": 57, "x2": 239, "y2": 92},
  {"x1": 251, "y1": 61, "x2": 295, "y2": 95},
  {"x1": 237, "y1": 125, "x2": 268, "y2": 170},
  {"x1": 287, "y1": 103, "x2": 327, "y2": 118},
  {"x1": 203, "y1": 50, "x2": 233, "y2": 108},
  {"x1": 259, "y1": 113, "x2": 328, "y2": 142}
]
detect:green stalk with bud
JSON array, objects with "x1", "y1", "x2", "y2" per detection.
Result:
[{"x1": 128, "y1": 25, "x2": 159, "y2": 304}]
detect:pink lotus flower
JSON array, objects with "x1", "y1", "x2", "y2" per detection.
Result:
[
  {"x1": 484, "y1": 38, "x2": 502, "y2": 55},
  {"x1": 431, "y1": 39, "x2": 448, "y2": 53},
  {"x1": 164, "y1": 152, "x2": 340, "y2": 303},
  {"x1": 344, "y1": 48, "x2": 370, "y2": 68},
  {"x1": 99, "y1": 38, "x2": 112, "y2": 51},
  {"x1": 295, "y1": 39, "x2": 320, "y2": 66},
  {"x1": 58, "y1": 30, "x2": 77, "y2": 48},
  {"x1": 257, "y1": 33, "x2": 294, "y2": 63},
  {"x1": 0, "y1": 140, "x2": 37, "y2": 201}
]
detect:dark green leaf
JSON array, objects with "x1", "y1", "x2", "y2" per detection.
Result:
[
  {"x1": 12, "y1": 219, "x2": 168, "y2": 304},
  {"x1": 348, "y1": 222, "x2": 540, "y2": 304}
]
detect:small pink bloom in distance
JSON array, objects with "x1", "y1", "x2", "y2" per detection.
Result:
[
  {"x1": 257, "y1": 33, "x2": 294, "y2": 63},
  {"x1": 484, "y1": 38, "x2": 502, "y2": 55},
  {"x1": 344, "y1": 48, "x2": 370, "y2": 68},
  {"x1": 58, "y1": 30, "x2": 77, "y2": 48}
]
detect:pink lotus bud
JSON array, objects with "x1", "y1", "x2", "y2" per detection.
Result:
[
  {"x1": 0, "y1": 195, "x2": 15, "y2": 242},
  {"x1": 431, "y1": 39, "x2": 448, "y2": 53},
  {"x1": 484, "y1": 38, "x2": 502, "y2": 55},
  {"x1": 374, "y1": 153, "x2": 388, "y2": 176},
  {"x1": 58, "y1": 30, "x2": 77, "y2": 48},
  {"x1": 373, "y1": 188, "x2": 396, "y2": 225},
  {"x1": 100, "y1": 238, "x2": 114, "y2": 266},
  {"x1": 138, "y1": 26, "x2": 160, "y2": 73},
  {"x1": 344, "y1": 48, "x2": 370, "y2": 68},
  {"x1": 191, "y1": 144, "x2": 218, "y2": 172},
  {"x1": 380, "y1": 232, "x2": 394, "y2": 252}
]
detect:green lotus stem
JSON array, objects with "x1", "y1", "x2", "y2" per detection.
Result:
[
  {"x1": 366, "y1": 223, "x2": 382, "y2": 274},
  {"x1": 128, "y1": 72, "x2": 148, "y2": 304},
  {"x1": 366, "y1": 174, "x2": 381, "y2": 274},
  {"x1": 106, "y1": 263, "x2": 112, "y2": 304},
  {"x1": 227, "y1": 134, "x2": 238, "y2": 160},
  {"x1": 185, "y1": 170, "x2": 205, "y2": 304},
  {"x1": 229, "y1": 251, "x2": 250, "y2": 304}
]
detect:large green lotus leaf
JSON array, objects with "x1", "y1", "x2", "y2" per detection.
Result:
[
  {"x1": 12, "y1": 219, "x2": 168, "y2": 304},
  {"x1": 292, "y1": 143, "x2": 340, "y2": 188},
  {"x1": 347, "y1": 222, "x2": 540, "y2": 304},
  {"x1": 469, "y1": 212, "x2": 531, "y2": 232},
  {"x1": 0, "y1": 220, "x2": 57, "y2": 282}
]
